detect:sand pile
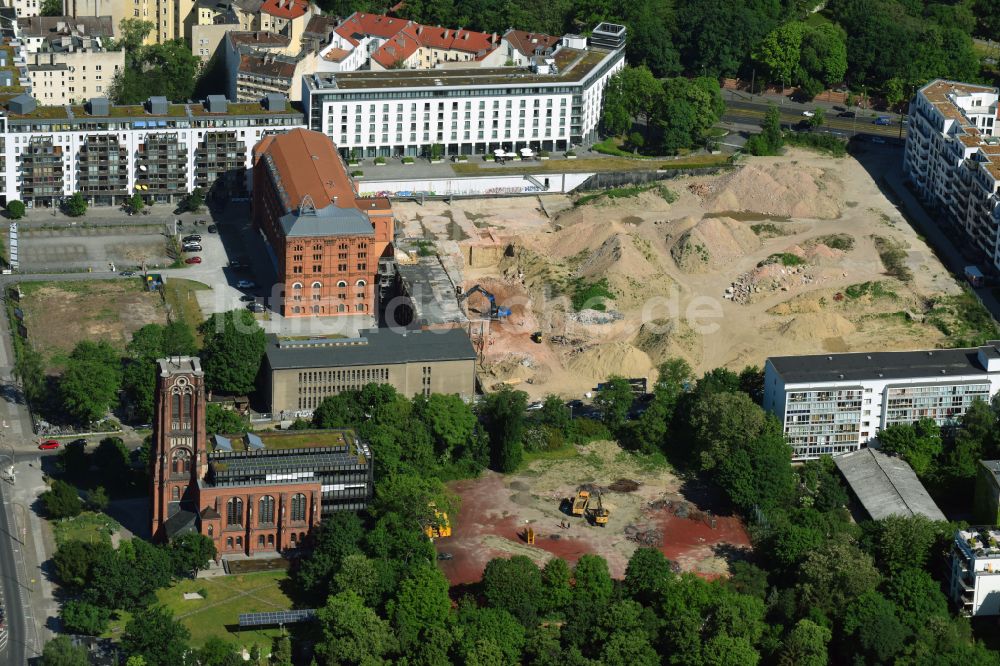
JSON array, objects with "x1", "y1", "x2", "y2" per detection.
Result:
[
  {"x1": 567, "y1": 341, "x2": 654, "y2": 383},
  {"x1": 632, "y1": 318, "x2": 699, "y2": 366},
  {"x1": 777, "y1": 312, "x2": 856, "y2": 342},
  {"x1": 671, "y1": 216, "x2": 759, "y2": 272},
  {"x1": 707, "y1": 163, "x2": 843, "y2": 219},
  {"x1": 785, "y1": 243, "x2": 844, "y2": 265},
  {"x1": 577, "y1": 233, "x2": 672, "y2": 307}
]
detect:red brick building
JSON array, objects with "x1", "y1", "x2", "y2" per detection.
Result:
[
  {"x1": 150, "y1": 357, "x2": 373, "y2": 557},
  {"x1": 252, "y1": 128, "x2": 393, "y2": 318}
]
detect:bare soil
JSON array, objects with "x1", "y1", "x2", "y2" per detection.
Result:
[
  {"x1": 436, "y1": 441, "x2": 750, "y2": 584},
  {"x1": 394, "y1": 148, "x2": 965, "y2": 399}
]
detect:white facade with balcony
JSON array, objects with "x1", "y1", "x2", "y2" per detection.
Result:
[{"x1": 949, "y1": 528, "x2": 1000, "y2": 616}]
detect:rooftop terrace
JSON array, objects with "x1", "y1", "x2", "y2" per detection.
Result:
[
  {"x1": 958, "y1": 528, "x2": 1000, "y2": 558},
  {"x1": 0, "y1": 97, "x2": 302, "y2": 123},
  {"x1": 210, "y1": 429, "x2": 358, "y2": 453}
]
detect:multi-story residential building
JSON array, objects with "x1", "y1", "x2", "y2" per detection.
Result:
[
  {"x1": 948, "y1": 527, "x2": 1000, "y2": 616},
  {"x1": 262, "y1": 328, "x2": 476, "y2": 416},
  {"x1": 0, "y1": 92, "x2": 303, "y2": 206},
  {"x1": 904, "y1": 79, "x2": 1000, "y2": 269},
  {"x1": 24, "y1": 35, "x2": 123, "y2": 105},
  {"x1": 258, "y1": 0, "x2": 312, "y2": 48},
  {"x1": 63, "y1": 0, "x2": 195, "y2": 44},
  {"x1": 763, "y1": 344, "x2": 1000, "y2": 460},
  {"x1": 149, "y1": 356, "x2": 374, "y2": 557},
  {"x1": 16, "y1": 15, "x2": 115, "y2": 53},
  {"x1": 250, "y1": 127, "x2": 393, "y2": 318},
  {"x1": 303, "y1": 21, "x2": 626, "y2": 158}
]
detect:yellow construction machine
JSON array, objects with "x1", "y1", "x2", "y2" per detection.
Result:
[
  {"x1": 588, "y1": 493, "x2": 610, "y2": 527},
  {"x1": 571, "y1": 490, "x2": 591, "y2": 517},
  {"x1": 422, "y1": 503, "x2": 452, "y2": 540}
]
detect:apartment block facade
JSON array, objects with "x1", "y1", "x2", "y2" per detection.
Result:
[
  {"x1": 948, "y1": 528, "x2": 1000, "y2": 616},
  {"x1": 0, "y1": 93, "x2": 302, "y2": 206},
  {"x1": 763, "y1": 344, "x2": 1000, "y2": 460},
  {"x1": 904, "y1": 79, "x2": 1000, "y2": 269}
]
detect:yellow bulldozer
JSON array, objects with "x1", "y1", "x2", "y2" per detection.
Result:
[{"x1": 422, "y1": 503, "x2": 452, "y2": 540}]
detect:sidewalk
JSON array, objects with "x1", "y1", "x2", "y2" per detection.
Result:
[{"x1": 724, "y1": 88, "x2": 905, "y2": 122}]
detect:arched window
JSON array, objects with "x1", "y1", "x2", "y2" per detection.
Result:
[
  {"x1": 226, "y1": 537, "x2": 233, "y2": 549},
  {"x1": 267, "y1": 534, "x2": 275, "y2": 546},
  {"x1": 172, "y1": 486, "x2": 180, "y2": 501},
  {"x1": 312, "y1": 305, "x2": 320, "y2": 314},
  {"x1": 337, "y1": 280, "x2": 347, "y2": 287},
  {"x1": 311, "y1": 281, "x2": 322, "y2": 289},
  {"x1": 226, "y1": 498, "x2": 243, "y2": 526},
  {"x1": 259, "y1": 496, "x2": 275, "y2": 524},
  {"x1": 290, "y1": 532, "x2": 297, "y2": 544},
  {"x1": 207, "y1": 525, "x2": 214, "y2": 537},
  {"x1": 257, "y1": 534, "x2": 265, "y2": 547},
  {"x1": 290, "y1": 493, "x2": 306, "y2": 521},
  {"x1": 292, "y1": 282, "x2": 302, "y2": 290},
  {"x1": 171, "y1": 448, "x2": 191, "y2": 474},
  {"x1": 337, "y1": 304, "x2": 346, "y2": 313},
  {"x1": 235, "y1": 536, "x2": 243, "y2": 548},
  {"x1": 356, "y1": 279, "x2": 366, "y2": 287}
]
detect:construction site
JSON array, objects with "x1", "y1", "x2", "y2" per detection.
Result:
[
  {"x1": 393, "y1": 147, "x2": 971, "y2": 399},
  {"x1": 435, "y1": 440, "x2": 751, "y2": 585}
]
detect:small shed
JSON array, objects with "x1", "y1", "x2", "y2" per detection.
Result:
[
  {"x1": 7, "y1": 93, "x2": 35, "y2": 115},
  {"x1": 87, "y1": 97, "x2": 110, "y2": 116},
  {"x1": 146, "y1": 96, "x2": 168, "y2": 114},
  {"x1": 205, "y1": 95, "x2": 228, "y2": 113},
  {"x1": 263, "y1": 93, "x2": 286, "y2": 112},
  {"x1": 246, "y1": 433, "x2": 265, "y2": 450}
]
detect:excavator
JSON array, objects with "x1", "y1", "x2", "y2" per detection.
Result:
[
  {"x1": 457, "y1": 284, "x2": 511, "y2": 320},
  {"x1": 421, "y1": 503, "x2": 452, "y2": 540},
  {"x1": 588, "y1": 492, "x2": 610, "y2": 527}
]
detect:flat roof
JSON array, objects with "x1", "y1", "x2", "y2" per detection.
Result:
[
  {"x1": 209, "y1": 429, "x2": 355, "y2": 452},
  {"x1": 834, "y1": 448, "x2": 946, "y2": 521},
  {"x1": 310, "y1": 47, "x2": 613, "y2": 91},
  {"x1": 768, "y1": 345, "x2": 996, "y2": 384},
  {"x1": 265, "y1": 327, "x2": 475, "y2": 371}
]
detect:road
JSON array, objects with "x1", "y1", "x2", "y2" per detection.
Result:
[
  {"x1": 0, "y1": 481, "x2": 25, "y2": 666},
  {"x1": 722, "y1": 98, "x2": 908, "y2": 141}
]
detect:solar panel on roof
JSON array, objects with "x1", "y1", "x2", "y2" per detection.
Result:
[
  {"x1": 238, "y1": 609, "x2": 317, "y2": 628},
  {"x1": 213, "y1": 434, "x2": 232, "y2": 452},
  {"x1": 246, "y1": 433, "x2": 265, "y2": 450}
]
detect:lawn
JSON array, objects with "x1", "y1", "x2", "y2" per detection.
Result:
[
  {"x1": 18, "y1": 280, "x2": 167, "y2": 370},
  {"x1": 162, "y1": 278, "x2": 210, "y2": 337},
  {"x1": 53, "y1": 511, "x2": 120, "y2": 547},
  {"x1": 105, "y1": 570, "x2": 296, "y2": 651},
  {"x1": 451, "y1": 153, "x2": 731, "y2": 176}
]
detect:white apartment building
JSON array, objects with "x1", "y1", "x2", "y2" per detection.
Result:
[
  {"x1": 0, "y1": 93, "x2": 303, "y2": 206},
  {"x1": 763, "y1": 344, "x2": 1000, "y2": 461},
  {"x1": 948, "y1": 528, "x2": 1000, "y2": 616},
  {"x1": 25, "y1": 37, "x2": 123, "y2": 105},
  {"x1": 302, "y1": 22, "x2": 626, "y2": 158},
  {"x1": 904, "y1": 79, "x2": 1000, "y2": 269}
]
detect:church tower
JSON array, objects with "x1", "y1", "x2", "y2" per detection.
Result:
[{"x1": 150, "y1": 356, "x2": 208, "y2": 541}]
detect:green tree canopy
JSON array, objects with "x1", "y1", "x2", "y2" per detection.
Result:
[
  {"x1": 481, "y1": 386, "x2": 528, "y2": 472},
  {"x1": 199, "y1": 309, "x2": 267, "y2": 395},
  {"x1": 482, "y1": 555, "x2": 543, "y2": 625},
  {"x1": 316, "y1": 590, "x2": 395, "y2": 665},
  {"x1": 6, "y1": 200, "x2": 25, "y2": 219},
  {"x1": 60, "y1": 340, "x2": 122, "y2": 424},
  {"x1": 121, "y1": 605, "x2": 190, "y2": 666},
  {"x1": 41, "y1": 636, "x2": 90, "y2": 666},
  {"x1": 42, "y1": 480, "x2": 83, "y2": 519}
]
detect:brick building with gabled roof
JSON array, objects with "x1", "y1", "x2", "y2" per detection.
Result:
[{"x1": 251, "y1": 128, "x2": 393, "y2": 318}]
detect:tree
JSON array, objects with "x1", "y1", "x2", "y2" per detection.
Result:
[
  {"x1": 199, "y1": 309, "x2": 267, "y2": 395},
  {"x1": 317, "y1": 590, "x2": 395, "y2": 665},
  {"x1": 333, "y1": 553, "x2": 383, "y2": 608},
  {"x1": 63, "y1": 193, "x2": 88, "y2": 217},
  {"x1": 753, "y1": 22, "x2": 805, "y2": 85},
  {"x1": 60, "y1": 599, "x2": 110, "y2": 635},
  {"x1": 715, "y1": 415, "x2": 795, "y2": 512},
  {"x1": 624, "y1": 547, "x2": 673, "y2": 606},
  {"x1": 168, "y1": 533, "x2": 217, "y2": 576},
  {"x1": 796, "y1": 537, "x2": 881, "y2": 621},
  {"x1": 539, "y1": 557, "x2": 573, "y2": 617},
  {"x1": 389, "y1": 565, "x2": 453, "y2": 654},
  {"x1": 806, "y1": 107, "x2": 824, "y2": 128},
  {"x1": 93, "y1": 436, "x2": 131, "y2": 491},
  {"x1": 884, "y1": 567, "x2": 949, "y2": 633},
  {"x1": 14, "y1": 343, "x2": 45, "y2": 406},
  {"x1": 58, "y1": 438, "x2": 90, "y2": 482},
  {"x1": 414, "y1": 392, "x2": 484, "y2": 468},
  {"x1": 180, "y1": 187, "x2": 205, "y2": 213},
  {"x1": 481, "y1": 555, "x2": 543, "y2": 625},
  {"x1": 6, "y1": 200, "x2": 25, "y2": 220},
  {"x1": 121, "y1": 606, "x2": 190, "y2": 666},
  {"x1": 197, "y1": 638, "x2": 243, "y2": 666},
  {"x1": 689, "y1": 390, "x2": 769, "y2": 471},
  {"x1": 163, "y1": 320, "x2": 197, "y2": 355},
  {"x1": 296, "y1": 511, "x2": 365, "y2": 601},
  {"x1": 798, "y1": 22, "x2": 847, "y2": 89},
  {"x1": 746, "y1": 104, "x2": 784, "y2": 156},
  {"x1": 113, "y1": 18, "x2": 154, "y2": 51},
  {"x1": 111, "y1": 40, "x2": 201, "y2": 104},
  {"x1": 538, "y1": 394, "x2": 570, "y2": 433},
  {"x1": 481, "y1": 386, "x2": 528, "y2": 472},
  {"x1": 777, "y1": 619, "x2": 830, "y2": 666},
  {"x1": 41, "y1": 636, "x2": 89, "y2": 666},
  {"x1": 41, "y1": 480, "x2": 83, "y2": 519},
  {"x1": 270, "y1": 636, "x2": 292, "y2": 666},
  {"x1": 455, "y1": 605, "x2": 526, "y2": 665},
  {"x1": 841, "y1": 591, "x2": 907, "y2": 664},
  {"x1": 53, "y1": 539, "x2": 113, "y2": 590},
  {"x1": 128, "y1": 193, "x2": 145, "y2": 214},
  {"x1": 40, "y1": 0, "x2": 62, "y2": 15},
  {"x1": 878, "y1": 418, "x2": 942, "y2": 477},
  {"x1": 205, "y1": 403, "x2": 246, "y2": 436},
  {"x1": 60, "y1": 340, "x2": 121, "y2": 425},
  {"x1": 87, "y1": 486, "x2": 109, "y2": 511},
  {"x1": 594, "y1": 375, "x2": 633, "y2": 434},
  {"x1": 860, "y1": 514, "x2": 947, "y2": 576}
]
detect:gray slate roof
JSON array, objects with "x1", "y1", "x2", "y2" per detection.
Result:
[
  {"x1": 279, "y1": 205, "x2": 374, "y2": 238},
  {"x1": 834, "y1": 448, "x2": 946, "y2": 521},
  {"x1": 767, "y1": 346, "x2": 994, "y2": 384},
  {"x1": 265, "y1": 327, "x2": 476, "y2": 371}
]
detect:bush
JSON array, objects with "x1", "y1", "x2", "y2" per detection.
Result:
[
  {"x1": 760, "y1": 253, "x2": 805, "y2": 267},
  {"x1": 62, "y1": 193, "x2": 88, "y2": 217},
  {"x1": 570, "y1": 277, "x2": 615, "y2": 311},
  {"x1": 6, "y1": 200, "x2": 25, "y2": 219},
  {"x1": 538, "y1": 150, "x2": 550, "y2": 158},
  {"x1": 745, "y1": 134, "x2": 780, "y2": 156},
  {"x1": 351, "y1": 170, "x2": 363, "y2": 177},
  {"x1": 60, "y1": 599, "x2": 110, "y2": 635},
  {"x1": 784, "y1": 132, "x2": 847, "y2": 157},
  {"x1": 402, "y1": 156, "x2": 415, "y2": 164},
  {"x1": 374, "y1": 156, "x2": 387, "y2": 165},
  {"x1": 42, "y1": 480, "x2": 83, "y2": 519},
  {"x1": 872, "y1": 235, "x2": 913, "y2": 282},
  {"x1": 565, "y1": 151, "x2": 576, "y2": 157}
]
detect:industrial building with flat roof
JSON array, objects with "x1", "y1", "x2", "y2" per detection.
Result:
[
  {"x1": 763, "y1": 343, "x2": 1000, "y2": 460},
  {"x1": 251, "y1": 128, "x2": 393, "y2": 319},
  {"x1": 262, "y1": 327, "x2": 477, "y2": 418},
  {"x1": 833, "y1": 448, "x2": 946, "y2": 521},
  {"x1": 150, "y1": 356, "x2": 374, "y2": 558}
]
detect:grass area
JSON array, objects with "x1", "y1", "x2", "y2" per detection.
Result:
[
  {"x1": 105, "y1": 571, "x2": 294, "y2": 650},
  {"x1": 871, "y1": 235, "x2": 913, "y2": 282},
  {"x1": 53, "y1": 511, "x2": 120, "y2": 547},
  {"x1": 811, "y1": 233, "x2": 855, "y2": 252},
  {"x1": 844, "y1": 281, "x2": 896, "y2": 300},
  {"x1": 522, "y1": 445, "x2": 580, "y2": 466},
  {"x1": 452, "y1": 152, "x2": 731, "y2": 176},
  {"x1": 570, "y1": 277, "x2": 615, "y2": 311},
  {"x1": 592, "y1": 137, "x2": 663, "y2": 160},
  {"x1": 783, "y1": 132, "x2": 848, "y2": 157},
  {"x1": 926, "y1": 290, "x2": 999, "y2": 347},
  {"x1": 761, "y1": 253, "x2": 806, "y2": 267},
  {"x1": 162, "y1": 278, "x2": 209, "y2": 334}
]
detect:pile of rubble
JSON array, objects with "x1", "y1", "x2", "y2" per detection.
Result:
[
  {"x1": 609, "y1": 478, "x2": 640, "y2": 493},
  {"x1": 569, "y1": 309, "x2": 624, "y2": 325},
  {"x1": 726, "y1": 264, "x2": 816, "y2": 305},
  {"x1": 648, "y1": 498, "x2": 717, "y2": 528},
  {"x1": 625, "y1": 524, "x2": 664, "y2": 547}
]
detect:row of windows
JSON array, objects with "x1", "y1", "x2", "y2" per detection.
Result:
[
  {"x1": 224, "y1": 494, "x2": 308, "y2": 527},
  {"x1": 222, "y1": 531, "x2": 306, "y2": 551},
  {"x1": 288, "y1": 303, "x2": 366, "y2": 313},
  {"x1": 298, "y1": 368, "x2": 389, "y2": 384}
]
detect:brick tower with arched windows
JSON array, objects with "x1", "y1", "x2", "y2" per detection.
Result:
[{"x1": 150, "y1": 357, "x2": 208, "y2": 542}]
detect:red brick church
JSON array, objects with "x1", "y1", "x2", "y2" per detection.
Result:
[{"x1": 149, "y1": 357, "x2": 374, "y2": 556}]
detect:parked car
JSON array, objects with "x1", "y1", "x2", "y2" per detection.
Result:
[
  {"x1": 207, "y1": 225, "x2": 218, "y2": 233},
  {"x1": 237, "y1": 279, "x2": 257, "y2": 289},
  {"x1": 239, "y1": 294, "x2": 256, "y2": 302},
  {"x1": 38, "y1": 440, "x2": 60, "y2": 450},
  {"x1": 837, "y1": 111, "x2": 856, "y2": 118},
  {"x1": 874, "y1": 116, "x2": 892, "y2": 126},
  {"x1": 119, "y1": 271, "x2": 136, "y2": 277},
  {"x1": 185, "y1": 256, "x2": 202, "y2": 264},
  {"x1": 247, "y1": 302, "x2": 266, "y2": 313},
  {"x1": 801, "y1": 110, "x2": 815, "y2": 118},
  {"x1": 182, "y1": 235, "x2": 202, "y2": 243},
  {"x1": 183, "y1": 244, "x2": 202, "y2": 252},
  {"x1": 69, "y1": 438, "x2": 87, "y2": 447}
]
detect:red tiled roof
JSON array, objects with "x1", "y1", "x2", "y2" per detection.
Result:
[
  {"x1": 336, "y1": 11, "x2": 499, "y2": 64},
  {"x1": 254, "y1": 128, "x2": 356, "y2": 212},
  {"x1": 335, "y1": 12, "x2": 413, "y2": 45},
  {"x1": 260, "y1": 0, "x2": 308, "y2": 20},
  {"x1": 503, "y1": 29, "x2": 559, "y2": 58},
  {"x1": 371, "y1": 27, "x2": 420, "y2": 68},
  {"x1": 412, "y1": 25, "x2": 494, "y2": 54}
]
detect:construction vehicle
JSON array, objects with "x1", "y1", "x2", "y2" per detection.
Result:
[
  {"x1": 588, "y1": 493, "x2": 610, "y2": 527},
  {"x1": 525, "y1": 526, "x2": 536, "y2": 545},
  {"x1": 530, "y1": 331, "x2": 543, "y2": 343},
  {"x1": 421, "y1": 503, "x2": 452, "y2": 540},
  {"x1": 571, "y1": 490, "x2": 591, "y2": 516},
  {"x1": 457, "y1": 284, "x2": 511, "y2": 320}
]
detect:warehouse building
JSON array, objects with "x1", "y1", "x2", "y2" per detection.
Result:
[
  {"x1": 833, "y1": 447, "x2": 945, "y2": 521},
  {"x1": 150, "y1": 356, "x2": 374, "y2": 557},
  {"x1": 763, "y1": 343, "x2": 1000, "y2": 461},
  {"x1": 262, "y1": 327, "x2": 477, "y2": 417}
]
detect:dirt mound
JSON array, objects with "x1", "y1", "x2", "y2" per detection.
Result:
[
  {"x1": 785, "y1": 242, "x2": 844, "y2": 265},
  {"x1": 567, "y1": 341, "x2": 654, "y2": 383},
  {"x1": 632, "y1": 318, "x2": 700, "y2": 366},
  {"x1": 609, "y1": 479, "x2": 641, "y2": 492},
  {"x1": 777, "y1": 312, "x2": 856, "y2": 342},
  {"x1": 707, "y1": 163, "x2": 843, "y2": 219},
  {"x1": 671, "y1": 216, "x2": 759, "y2": 272},
  {"x1": 577, "y1": 233, "x2": 672, "y2": 307}
]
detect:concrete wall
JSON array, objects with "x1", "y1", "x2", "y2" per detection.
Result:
[{"x1": 356, "y1": 172, "x2": 594, "y2": 197}]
